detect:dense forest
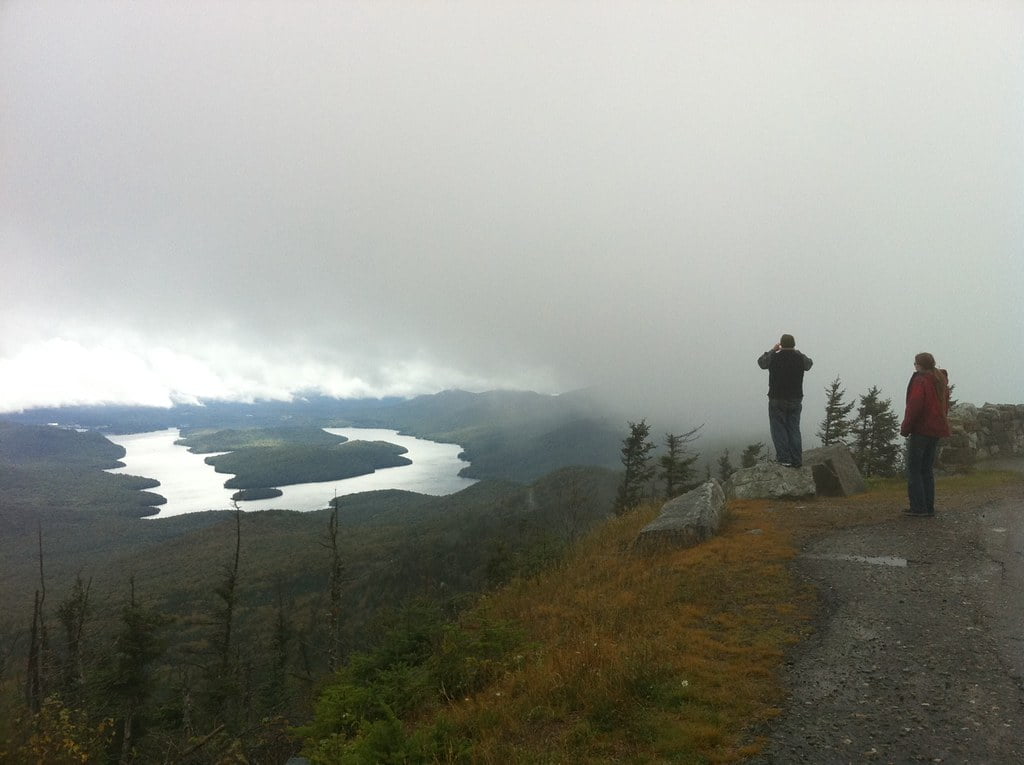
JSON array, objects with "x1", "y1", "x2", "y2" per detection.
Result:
[{"x1": 0, "y1": 393, "x2": 629, "y2": 762}]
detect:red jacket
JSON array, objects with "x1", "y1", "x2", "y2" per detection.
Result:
[{"x1": 901, "y1": 371, "x2": 951, "y2": 438}]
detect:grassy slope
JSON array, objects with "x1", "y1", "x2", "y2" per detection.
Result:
[
  {"x1": 320, "y1": 469, "x2": 1024, "y2": 764},
  {"x1": 322, "y1": 497, "x2": 809, "y2": 763}
]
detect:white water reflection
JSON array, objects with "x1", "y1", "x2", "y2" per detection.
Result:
[
  {"x1": 802, "y1": 553, "x2": 908, "y2": 567},
  {"x1": 105, "y1": 427, "x2": 476, "y2": 518}
]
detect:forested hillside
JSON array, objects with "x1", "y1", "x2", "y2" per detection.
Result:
[
  {"x1": 352, "y1": 389, "x2": 626, "y2": 481},
  {"x1": 0, "y1": 414, "x2": 621, "y2": 762}
]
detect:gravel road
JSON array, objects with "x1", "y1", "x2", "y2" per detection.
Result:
[{"x1": 746, "y1": 467, "x2": 1024, "y2": 764}]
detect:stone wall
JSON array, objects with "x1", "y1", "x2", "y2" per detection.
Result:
[{"x1": 942, "y1": 403, "x2": 1024, "y2": 469}]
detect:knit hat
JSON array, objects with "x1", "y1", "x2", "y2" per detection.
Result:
[{"x1": 780, "y1": 334, "x2": 795, "y2": 348}]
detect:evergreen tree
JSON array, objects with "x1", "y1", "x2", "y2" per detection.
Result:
[
  {"x1": 818, "y1": 376, "x2": 856, "y2": 446},
  {"x1": 659, "y1": 425, "x2": 703, "y2": 499},
  {"x1": 716, "y1": 449, "x2": 735, "y2": 482},
  {"x1": 261, "y1": 586, "x2": 292, "y2": 715},
  {"x1": 851, "y1": 386, "x2": 902, "y2": 477},
  {"x1": 56, "y1": 574, "x2": 91, "y2": 704},
  {"x1": 740, "y1": 442, "x2": 766, "y2": 468},
  {"x1": 106, "y1": 577, "x2": 168, "y2": 764},
  {"x1": 614, "y1": 420, "x2": 656, "y2": 514}
]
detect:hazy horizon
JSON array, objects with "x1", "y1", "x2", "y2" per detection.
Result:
[{"x1": 3, "y1": 2, "x2": 1022, "y2": 442}]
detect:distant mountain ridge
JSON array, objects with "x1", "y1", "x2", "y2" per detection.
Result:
[
  {"x1": 351, "y1": 388, "x2": 624, "y2": 481},
  {"x1": 6, "y1": 389, "x2": 626, "y2": 483}
]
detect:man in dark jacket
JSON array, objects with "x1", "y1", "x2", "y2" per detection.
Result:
[{"x1": 757, "y1": 334, "x2": 813, "y2": 467}]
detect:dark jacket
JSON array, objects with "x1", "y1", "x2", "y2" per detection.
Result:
[
  {"x1": 901, "y1": 371, "x2": 951, "y2": 438},
  {"x1": 757, "y1": 349, "x2": 813, "y2": 399}
]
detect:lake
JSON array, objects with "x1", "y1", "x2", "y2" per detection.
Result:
[{"x1": 105, "y1": 427, "x2": 478, "y2": 518}]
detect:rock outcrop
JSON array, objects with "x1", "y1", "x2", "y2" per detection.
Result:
[
  {"x1": 724, "y1": 462, "x2": 815, "y2": 500},
  {"x1": 944, "y1": 403, "x2": 1024, "y2": 470},
  {"x1": 634, "y1": 480, "x2": 725, "y2": 553},
  {"x1": 802, "y1": 444, "x2": 867, "y2": 496}
]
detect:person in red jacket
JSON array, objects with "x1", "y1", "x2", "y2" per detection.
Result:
[{"x1": 900, "y1": 352, "x2": 951, "y2": 517}]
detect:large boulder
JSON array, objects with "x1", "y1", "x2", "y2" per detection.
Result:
[
  {"x1": 634, "y1": 480, "x2": 725, "y2": 553},
  {"x1": 802, "y1": 444, "x2": 867, "y2": 496},
  {"x1": 724, "y1": 463, "x2": 815, "y2": 500}
]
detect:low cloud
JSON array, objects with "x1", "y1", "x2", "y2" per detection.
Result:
[{"x1": 2, "y1": 2, "x2": 1022, "y2": 439}]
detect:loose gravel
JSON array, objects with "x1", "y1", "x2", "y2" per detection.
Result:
[{"x1": 745, "y1": 479, "x2": 1024, "y2": 764}]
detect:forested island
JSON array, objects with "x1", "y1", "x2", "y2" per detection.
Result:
[
  {"x1": 206, "y1": 440, "x2": 412, "y2": 490},
  {"x1": 176, "y1": 425, "x2": 346, "y2": 452},
  {"x1": 173, "y1": 426, "x2": 413, "y2": 495}
]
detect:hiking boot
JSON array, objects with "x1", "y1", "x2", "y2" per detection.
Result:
[{"x1": 901, "y1": 508, "x2": 934, "y2": 517}]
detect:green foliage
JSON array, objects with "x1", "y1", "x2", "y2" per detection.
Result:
[
  {"x1": 851, "y1": 386, "x2": 902, "y2": 477},
  {"x1": 177, "y1": 426, "x2": 346, "y2": 453},
  {"x1": 1, "y1": 694, "x2": 115, "y2": 764},
  {"x1": 299, "y1": 600, "x2": 522, "y2": 763},
  {"x1": 818, "y1": 376, "x2": 857, "y2": 446},
  {"x1": 55, "y1": 574, "x2": 90, "y2": 703},
  {"x1": 101, "y1": 580, "x2": 170, "y2": 758},
  {"x1": 717, "y1": 449, "x2": 735, "y2": 482},
  {"x1": 261, "y1": 594, "x2": 294, "y2": 714},
  {"x1": 740, "y1": 442, "x2": 766, "y2": 468},
  {"x1": 206, "y1": 441, "x2": 411, "y2": 490},
  {"x1": 231, "y1": 487, "x2": 283, "y2": 501},
  {"x1": 614, "y1": 420, "x2": 656, "y2": 514},
  {"x1": 434, "y1": 613, "x2": 524, "y2": 701},
  {"x1": 0, "y1": 421, "x2": 124, "y2": 468},
  {"x1": 0, "y1": 423, "x2": 166, "y2": 520},
  {"x1": 659, "y1": 427, "x2": 702, "y2": 499}
]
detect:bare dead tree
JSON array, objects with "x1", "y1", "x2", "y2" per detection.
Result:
[
  {"x1": 322, "y1": 495, "x2": 344, "y2": 672},
  {"x1": 26, "y1": 523, "x2": 51, "y2": 712},
  {"x1": 26, "y1": 590, "x2": 43, "y2": 712},
  {"x1": 199, "y1": 501, "x2": 245, "y2": 733}
]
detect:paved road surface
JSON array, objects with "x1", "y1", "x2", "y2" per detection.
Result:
[{"x1": 748, "y1": 463, "x2": 1024, "y2": 764}]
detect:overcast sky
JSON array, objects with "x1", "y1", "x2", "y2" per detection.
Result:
[{"x1": 2, "y1": 1, "x2": 1022, "y2": 441}]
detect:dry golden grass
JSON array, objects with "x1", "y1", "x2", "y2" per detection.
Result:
[
  {"x1": 420, "y1": 468, "x2": 1024, "y2": 764},
  {"x1": 424, "y1": 498, "x2": 813, "y2": 764}
]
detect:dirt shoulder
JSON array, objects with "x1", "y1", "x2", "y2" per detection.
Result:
[{"x1": 745, "y1": 469, "x2": 1024, "y2": 764}]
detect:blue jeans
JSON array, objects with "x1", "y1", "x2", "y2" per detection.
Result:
[
  {"x1": 768, "y1": 398, "x2": 803, "y2": 466},
  {"x1": 906, "y1": 434, "x2": 939, "y2": 513}
]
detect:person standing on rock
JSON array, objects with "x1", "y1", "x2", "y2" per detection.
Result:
[
  {"x1": 757, "y1": 334, "x2": 813, "y2": 468},
  {"x1": 900, "y1": 352, "x2": 951, "y2": 517}
]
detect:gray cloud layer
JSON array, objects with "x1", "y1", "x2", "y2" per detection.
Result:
[{"x1": 3, "y1": 2, "x2": 1022, "y2": 439}]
